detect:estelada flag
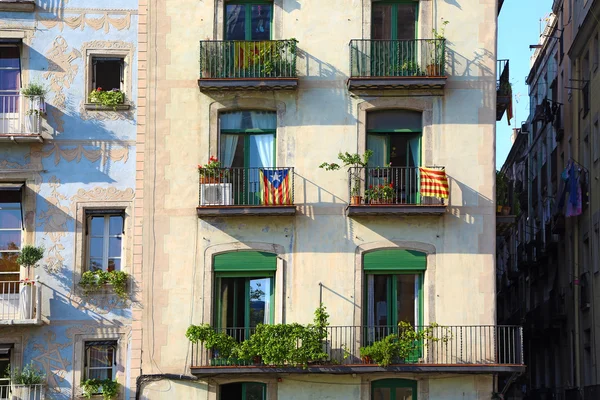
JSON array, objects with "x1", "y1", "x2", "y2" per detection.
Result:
[
  {"x1": 260, "y1": 168, "x2": 292, "y2": 205},
  {"x1": 419, "y1": 167, "x2": 449, "y2": 199}
]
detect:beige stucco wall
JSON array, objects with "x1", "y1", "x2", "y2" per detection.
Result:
[{"x1": 140, "y1": 0, "x2": 499, "y2": 396}]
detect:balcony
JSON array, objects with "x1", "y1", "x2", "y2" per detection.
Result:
[
  {"x1": 198, "y1": 40, "x2": 298, "y2": 91},
  {"x1": 190, "y1": 325, "x2": 524, "y2": 376},
  {"x1": 0, "y1": 95, "x2": 44, "y2": 142},
  {"x1": 0, "y1": 280, "x2": 42, "y2": 325},
  {"x1": 497, "y1": 59, "x2": 511, "y2": 121},
  {"x1": 0, "y1": 384, "x2": 45, "y2": 399},
  {"x1": 0, "y1": 0, "x2": 35, "y2": 12},
  {"x1": 347, "y1": 39, "x2": 447, "y2": 91},
  {"x1": 197, "y1": 167, "x2": 296, "y2": 217},
  {"x1": 345, "y1": 166, "x2": 447, "y2": 216}
]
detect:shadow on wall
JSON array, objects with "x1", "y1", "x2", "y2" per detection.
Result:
[{"x1": 282, "y1": 0, "x2": 301, "y2": 13}]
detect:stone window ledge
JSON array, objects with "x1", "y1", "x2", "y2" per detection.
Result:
[{"x1": 84, "y1": 103, "x2": 131, "y2": 111}]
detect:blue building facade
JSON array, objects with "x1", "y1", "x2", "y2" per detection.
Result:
[{"x1": 0, "y1": 1, "x2": 138, "y2": 398}]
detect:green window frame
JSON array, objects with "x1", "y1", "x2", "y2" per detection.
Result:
[
  {"x1": 220, "y1": 382, "x2": 267, "y2": 400},
  {"x1": 371, "y1": 379, "x2": 417, "y2": 400},
  {"x1": 214, "y1": 252, "x2": 276, "y2": 330},
  {"x1": 225, "y1": 1, "x2": 274, "y2": 41}
]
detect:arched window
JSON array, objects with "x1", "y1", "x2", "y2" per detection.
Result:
[
  {"x1": 372, "y1": 379, "x2": 417, "y2": 400},
  {"x1": 220, "y1": 382, "x2": 266, "y2": 400}
]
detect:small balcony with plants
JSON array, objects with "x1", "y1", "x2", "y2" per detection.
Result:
[
  {"x1": 0, "y1": 84, "x2": 46, "y2": 143},
  {"x1": 497, "y1": 59, "x2": 511, "y2": 121},
  {"x1": 198, "y1": 40, "x2": 298, "y2": 91},
  {"x1": 347, "y1": 38, "x2": 447, "y2": 91},
  {"x1": 1, "y1": 363, "x2": 46, "y2": 400},
  {"x1": 187, "y1": 306, "x2": 525, "y2": 376},
  {"x1": 196, "y1": 157, "x2": 296, "y2": 217}
]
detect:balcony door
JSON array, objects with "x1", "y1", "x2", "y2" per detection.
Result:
[
  {"x1": 367, "y1": 110, "x2": 422, "y2": 204},
  {"x1": 0, "y1": 46, "x2": 21, "y2": 133},
  {"x1": 220, "y1": 111, "x2": 276, "y2": 205},
  {"x1": 371, "y1": 1, "x2": 418, "y2": 76}
]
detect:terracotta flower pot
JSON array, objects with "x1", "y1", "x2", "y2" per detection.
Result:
[
  {"x1": 350, "y1": 195, "x2": 362, "y2": 205},
  {"x1": 501, "y1": 206, "x2": 511, "y2": 216},
  {"x1": 199, "y1": 176, "x2": 221, "y2": 184},
  {"x1": 426, "y1": 64, "x2": 440, "y2": 76}
]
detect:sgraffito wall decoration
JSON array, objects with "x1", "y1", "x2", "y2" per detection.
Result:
[
  {"x1": 37, "y1": 9, "x2": 135, "y2": 33},
  {"x1": 32, "y1": 331, "x2": 72, "y2": 396},
  {"x1": 40, "y1": 142, "x2": 131, "y2": 167},
  {"x1": 37, "y1": 176, "x2": 70, "y2": 274}
]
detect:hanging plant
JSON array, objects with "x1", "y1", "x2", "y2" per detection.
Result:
[
  {"x1": 89, "y1": 88, "x2": 125, "y2": 109},
  {"x1": 81, "y1": 378, "x2": 119, "y2": 400},
  {"x1": 79, "y1": 270, "x2": 129, "y2": 299}
]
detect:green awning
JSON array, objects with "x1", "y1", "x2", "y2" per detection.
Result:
[
  {"x1": 364, "y1": 249, "x2": 427, "y2": 271},
  {"x1": 214, "y1": 251, "x2": 277, "y2": 272}
]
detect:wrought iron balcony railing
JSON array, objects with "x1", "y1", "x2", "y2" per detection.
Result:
[
  {"x1": 347, "y1": 166, "x2": 446, "y2": 206},
  {"x1": 0, "y1": 95, "x2": 44, "y2": 135},
  {"x1": 190, "y1": 325, "x2": 524, "y2": 369},
  {"x1": 199, "y1": 40, "x2": 298, "y2": 80},
  {"x1": 349, "y1": 39, "x2": 446, "y2": 78},
  {"x1": 0, "y1": 280, "x2": 41, "y2": 323},
  {"x1": 198, "y1": 167, "x2": 294, "y2": 207}
]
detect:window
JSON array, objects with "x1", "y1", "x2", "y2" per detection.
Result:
[
  {"x1": 372, "y1": 379, "x2": 417, "y2": 400},
  {"x1": 84, "y1": 340, "x2": 117, "y2": 381},
  {"x1": 214, "y1": 252, "x2": 275, "y2": 336},
  {"x1": 219, "y1": 111, "x2": 277, "y2": 205},
  {"x1": 220, "y1": 382, "x2": 266, "y2": 400},
  {"x1": 0, "y1": 45, "x2": 21, "y2": 118},
  {"x1": 92, "y1": 57, "x2": 124, "y2": 93},
  {"x1": 86, "y1": 212, "x2": 123, "y2": 272},
  {"x1": 0, "y1": 345, "x2": 10, "y2": 398},
  {"x1": 225, "y1": 2, "x2": 272, "y2": 40},
  {"x1": 372, "y1": 1, "x2": 417, "y2": 41},
  {"x1": 366, "y1": 110, "x2": 422, "y2": 204},
  {"x1": 0, "y1": 185, "x2": 22, "y2": 294}
]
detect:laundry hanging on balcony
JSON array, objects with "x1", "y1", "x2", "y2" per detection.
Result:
[
  {"x1": 556, "y1": 159, "x2": 588, "y2": 217},
  {"x1": 260, "y1": 168, "x2": 291, "y2": 205},
  {"x1": 419, "y1": 167, "x2": 449, "y2": 199}
]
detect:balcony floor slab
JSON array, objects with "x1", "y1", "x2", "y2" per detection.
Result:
[
  {"x1": 198, "y1": 78, "x2": 298, "y2": 91},
  {"x1": 197, "y1": 205, "x2": 296, "y2": 217},
  {"x1": 346, "y1": 205, "x2": 447, "y2": 216},
  {"x1": 347, "y1": 77, "x2": 447, "y2": 91}
]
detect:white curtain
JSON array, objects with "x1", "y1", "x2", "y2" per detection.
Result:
[
  {"x1": 220, "y1": 135, "x2": 239, "y2": 168},
  {"x1": 249, "y1": 111, "x2": 276, "y2": 130},
  {"x1": 220, "y1": 111, "x2": 243, "y2": 129},
  {"x1": 250, "y1": 134, "x2": 274, "y2": 168}
]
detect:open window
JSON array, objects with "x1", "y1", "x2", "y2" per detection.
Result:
[
  {"x1": 86, "y1": 211, "x2": 124, "y2": 272},
  {"x1": 92, "y1": 57, "x2": 124, "y2": 92},
  {"x1": 0, "y1": 184, "x2": 23, "y2": 299},
  {"x1": 220, "y1": 382, "x2": 266, "y2": 400},
  {"x1": 0, "y1": 345, "x2": 11, "y2": 397},
  {"x1": 0, "y1": 45, "x2": 21, "y2": 132}
]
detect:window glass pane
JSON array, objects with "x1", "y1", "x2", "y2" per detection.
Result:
[
  {"x1": 90, "y1": 217, "x2": 104, "y2": 236},
  {"x1": 249, "y1": 278, "x2": 271, "y2": 327},
  {"x1": 367, "y1": 110, "x2": 422, "y2": 131},
  {"x1": 0, "y1": 231, "x2": 20, "y2": 251},
  {"x1": 0, "y1": 273, "x2": 20, "y2": 282},
  {"x1": 107, "y1": 259, "x2": 120, "y2": 272},
  {"x1": 220, "y1": 134, "x2": 245, "y2": 168},
  {"x1": 373, "y1": 387, "x2": 392, "y2": 400},
  {"x1": 0, "y1": 70, "x2": 19, "y2": 91},
  {"x1": 220, "y1": 111, "x2": 276, "y2": 131},
  {"x1": 88, "y1": 369, "x2": 111, "y2": 381},
  {"x1": 0, "y1": 252, "x2": 19, "y2": 273},
  {"x1": 89, "y1": 346, "x2": 113, "y2": 368},
  {"x1": 372, "y1": 5, "x2": 393, "y2": 40},
  {"x1": 396, "y1": 387, "x2": 414, "y2": 400},
  {"x1": 0, "y1": 208, "x2": 20, "y2": 229},
  {"x1": 226, "y1": 5, "x2": 246, "y2": 40},
  {"x1": 251, "y1": 5, "x2": 271, "y2": 40},
  {"x1": 244, "y1": 382, "x2": 266, "y2": 400},
  {"x1": 0, "y1": 47, "x2": 20, "y2": 68},
  {"x1": 109, "y1": 216, "x2": 123, "y2": 235},
  {"x1": 396, "y1": 4, "x2": 417, "y2": 40},
  {"x1": 89, "y1": 238, "x2": 104, "y2": 259},
  {"x1": 108, "y1": 237, "x2": 122, "y2": 258},
  {"x1": 372, "y1": 275, "x2": 389, "y2": 326},
  {"x1": 396, "y1": 275, "x2": 417, "y2": 326},
  {"x1": 89, "y1": 258, "x2": 103, "y2": 271}
]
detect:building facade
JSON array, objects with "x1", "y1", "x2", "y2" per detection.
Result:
[
  {"x1": 137, "y1": 0, "x2": 522, "y2": 399},
  {"x1": 0, "y1": 0, "x2": 140, "y2": 399},
  {"x1": 496, "y1": 0, "x2": 600, "y2": 398}
]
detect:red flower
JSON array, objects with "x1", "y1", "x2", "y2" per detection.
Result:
[
  {"x1": 209, "y1": 155, "x2": 218, "y2": 162},
  {"x1": 97, "y1": 87, "x2": 103, "y2": 91},
  {"x1": 369, "y1": 185, "x2": 373, "y2": 189},
  {"x1": 197, "y1": 164, "x2": 203, "y2": 169},
  {"x1": 389, "y1": 183, "x2": 393, "y2": 188}
]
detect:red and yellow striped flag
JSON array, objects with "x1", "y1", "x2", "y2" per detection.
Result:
[{"x1": 419, "y1": 167, "x2": 449, "y2": 199}]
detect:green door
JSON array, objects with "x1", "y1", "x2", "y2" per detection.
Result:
[{"x1": 371, "y1": 1, "x2": 419, "y2": 76}]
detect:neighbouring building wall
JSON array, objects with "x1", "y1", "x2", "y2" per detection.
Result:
[{"x1": 0, "y1": 0, "x2": 139, "y2": 398}]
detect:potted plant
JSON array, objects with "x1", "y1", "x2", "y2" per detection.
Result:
[
  {"x1": 319, "y1": 150, "x2": 373, "y2": 205},
  {"x1": 89, "y1": 87, "x2": 125, "y2": 109},
  {"x1": 16, "y1": 245, "x2": 44, "y2": 319},
  {"x1": 21, "y1": 83, "x2": 46, "y2": 134},
  {"x1": 364, "y1": 181, "x2": 395, "y2": 204},
  {"x1": 427, "y1": 19, "x2": 449, "y2": 76},
  {"x1": 198, "y1": 156, "x2": 224, "y2": 184},
  {"x1": 79, "y1": 270, "x2": 129, "y2": 299},
  {"x1": 9, "y1": 362, "x2": 46, "y2": 400},
  {"x1": 496, "y1": 170, "x2": 511, "y2": 215},
  {"x1": 81, "y1": 378, "x2": 119, "y2": 400}
]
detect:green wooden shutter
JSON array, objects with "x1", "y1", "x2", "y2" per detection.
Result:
[
  {"x1": 364, "y1": 249, "x2": 426, "y2": 271},
  {"x1": 214, "y1": 251, "x2": 277, "y2": 272}
]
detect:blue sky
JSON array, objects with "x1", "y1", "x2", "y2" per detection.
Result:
[{"x1": 496, "y1": 0, "x2": 553, "y2": 169}]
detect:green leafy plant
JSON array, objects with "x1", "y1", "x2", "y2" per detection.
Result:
[
  {"x1": 427, "y1": 18, "x2": 449, "y2": 73},
  {"x1": 496, "y1": 170, "x2": 509, "y2": 206},
  {"x1": 81, "y1": 378, "x2": 119, "y2": 400},
  {"x1": 21, "y1": 83, "x2": 47, "y2": 97},
  {"x1": 320, "y1": 151, "x2": 373, "y2": 197},
  {"x1": 7, "y1": 362, "x2": 46, "y2": 385},
  {"x1": 393, "y1": 60, "x2": 423, "y2": 76},
  {"x1": 16, "y1": 245, "x2": 45, "y2": 268},
  {"x1": 247, "y1": 39, "x2": 298, "y2": 77},
  {"x1": 88, "y1": 88, "x2": 125, "y2": 109},
  {"x1": 79, "y1": 270, "x2": 129, "y2": 299},
  {"x1": 359, "y1": 322, "x2": 452, "y2": 367},
  {"x1": 197, "y1": 155, "x2": 227, "y2": 180},
  {"x1": 364, "y1": 180, "x2": 395, "y2": 203}
]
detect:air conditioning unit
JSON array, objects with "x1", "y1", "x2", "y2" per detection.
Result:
[{"x1": 200, "y1": 183, "x2": 233, "y2": 206}]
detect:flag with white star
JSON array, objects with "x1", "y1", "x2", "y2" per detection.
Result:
[{"x1": 260, "y1": 168, "x2": 291, "y2": 205}]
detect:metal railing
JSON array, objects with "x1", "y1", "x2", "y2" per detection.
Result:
[
  {"x1": 0, "y1": 281, "x2": 41, "y2": 322},
  {"x1": 191, "y1": 325, "x2": 523, "y2": 368},
  {"x1": 199, "y1": 40, "x2": 298, "y2": 79},
  {"x1": 198, "y1": 167, "x2": 294, "y2": 207},
  {"x1": 349, "y1": 39, "x2": 446, "y2": 78},
  {"x1": 347, "y1": 166, "x2": 445, "y2": 206},
  {"x1": 0, "y1": 95, "x2": 44, "y2": 135},
  {"x1": 497, "y1": 59, "x2": 510, "y2": 95},
  {"x1": 0, "y1": 384, "x2": 45, "y2": 400}
]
